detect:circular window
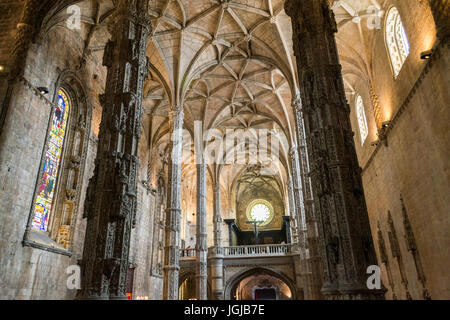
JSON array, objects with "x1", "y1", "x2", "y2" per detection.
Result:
[
  {"x1": 246, "y1": 199, "x2": 274, "y2": 226},
  {"x1": 250, "y1": 203, "x2": 271, "y2": 222}
]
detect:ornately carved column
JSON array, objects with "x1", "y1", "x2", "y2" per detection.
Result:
[
  {"x1": 195, "y1": 161, "x2": 208, "y2": 300},
  {"x1": 213, "y1": 182, "x2": 222, "y2": 247},
  {"x1": 163, "y1": 105, "x2": 184, "y2": 300},
  {"x1": 77, "y1": 0, "x2": 151, "y2": 300},
  {"x1": 287, "y1": 177, "x2": 299, "y2": 245},
  {"x1": 292, "y1": 96, "x2": 323, "y2": 300},
  {"x1": 285, "y1": 0, "x2": 385, "y2": 300},
  {"x1": 210, "y1": 182, "x2": 224, "y2": 300},
  {"x1": 428, "y1": 0, "x2": 449, "y2": 42},
  {"x1": 288, "y1": 147, "x2": 306, "y2": 238},
  {"x1": 289, "y1": 147, "x2": 310, "y2": 300}
]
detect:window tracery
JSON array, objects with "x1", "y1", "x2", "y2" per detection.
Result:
[
  {"x1": 356, "y1": 95, "x2": 369, "y2": 145},
  {"x1": 386, "y1": 7, "x2": 410, "y2": 78}
]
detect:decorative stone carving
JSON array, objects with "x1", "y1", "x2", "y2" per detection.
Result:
[
  {"x1": 285, "y1": 0, "x2": 385, "y2": 300},
  {"x1": 56, "y1": 225, "x2": 71, "y2": 249},
  {"x1": 369, "y1": 83, "x2": 383, "y2": 130},
  {"x1": 290, "y1": 97, "x2": 323, "y2": 300},
  {"x1": 387, "y1": 211, "x2": 412, "y2": 300},
  {"x1": 400, "y1": 195, "x2": 431, "y2": 299},
  {"x1": 377, "y1": 221, "x2": 397, "y2": 300},
  {"x1": 76, "y1": 0, "x2": 151, "y2": 300}
]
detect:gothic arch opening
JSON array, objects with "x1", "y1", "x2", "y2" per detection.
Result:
[
  {"x1": 178, "y1": 273, "x2": 213, "y2": 300},
  {"x1": 225, "y1": 268, "x2": 296, "y2": 300}
]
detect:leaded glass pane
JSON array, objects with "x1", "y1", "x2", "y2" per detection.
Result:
[{"x1": 31, "y1": 89, "x2": 70, "y2": 231}]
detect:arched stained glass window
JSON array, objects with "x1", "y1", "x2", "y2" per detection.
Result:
[
  {"x1": 386, "y1": 7, "x2": 410, "y2": 78},
  {"x1": 31, "y1": 89, "x2": 71, "y2": 231},
  {"x1": 356, "y1": 95, "x2": 369, "y2": 145}
]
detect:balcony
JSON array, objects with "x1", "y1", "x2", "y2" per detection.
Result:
[
  {"x1": 223, "y1": 244, "x2": 292, "y2": 257},
  {"x1": 180, "y1": 243, "x2": 293, "y2": 260}
]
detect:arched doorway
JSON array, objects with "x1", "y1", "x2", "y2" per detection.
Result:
[
  {"x1": 178, "y1": 273, "x2": 213, "y2": 300},
  {"x1": 226, "y1": 268, "x2": 296, "y2": 300},
  {"x1": 179, "y1": 273, "x2": 196, "y2": 300}
]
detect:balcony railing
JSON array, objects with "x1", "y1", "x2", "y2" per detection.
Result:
[
  {"x1": 180, "y1": 248, "x2": 196, "y2": 258},
  {"x1": 224, "y1": 244, "x2": 292, "y2": 257},
  {"x1": 180, "y1": 244, "x2": 293, "y2": 260}
]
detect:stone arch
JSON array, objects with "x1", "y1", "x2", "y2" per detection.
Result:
[
  {"x1": 178, "y1": 271, "x2": 213, "y2": 300},
  {"x1": 224, "y1": 267, "x2": 297, "y2": 300}
]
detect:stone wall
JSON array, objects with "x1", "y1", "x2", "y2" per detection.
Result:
[
  {"x1": 0, "y1": 23, "x2": 103, "y2": 299},
  {"x1": 347, "y1": 1, "x2": 450, "y2": 300}
]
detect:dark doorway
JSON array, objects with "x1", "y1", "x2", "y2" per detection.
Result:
[
  {"x1": 230, "y1": 270, "x2": 293, "y2": 300},
  {"x1": 254, "y1": 288, "x2": 277, "y2": 300}
]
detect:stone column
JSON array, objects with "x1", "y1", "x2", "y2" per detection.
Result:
[
  {"x1": 224, "y1": 219, "x2": 235, "y2": 246},
  {"x1": 213, "y1": 183, "x2": 222, "y2": 247},
  {"x1": 288, "y1": 147, "x2": 306, "y2": 245},
  {"x1": 288, "y1": 147, "x2": 311, "y2": 300},
  {"x1": 289, "y1": 104, "x2": 323, "y2": 300},
  {"x1": 195, "y1": 161, "x2": 208, "y2": 300},
  {"x1": 163, "y1": 105, "x2": 184, "y2": 300},
  {"x1": 287, "y1": 178, "x2": 300, "y2": 245},
  {"x1": 76, "y1": 0, "x2": 151, "y2": 300},
  {"x1": 282, "y1": 216, "x2": 292, "y2": 243},
  {"x1": 287, "y1": 177, "x2": 296, "y2": 222},
  {"x1": 428, "y1": 0, "x2": 449, "y2": 42},
  {"x1": 210, "y1": 182, "x2": 224, "y2": 300},
  {"x1": 285, "y1": 0, "x2": 385, "y2": 300}
]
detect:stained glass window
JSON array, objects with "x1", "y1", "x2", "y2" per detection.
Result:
[
  {"x1": 356, "y1": 95, "x2": 369, "y2": 145},
  {"x1": 31, "y1": 89, "x2": 70, "y2": 231},
  {"x1": 386, "y1": 7, "x2": 410, "y2": 78},
  {"x1": 250, "y1": 203, "x2": 271, "y2": 222}
]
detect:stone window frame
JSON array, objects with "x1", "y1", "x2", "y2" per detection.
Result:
[
  {"x1": 23, "y1": 70, "x2": 92, "y2": 256},
  {"x1": 356, "y1": 95, "x2": 369, "y2": 145},
  {"x1": 385, "y1": 6, "x2": 410, "y2": 79}
]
